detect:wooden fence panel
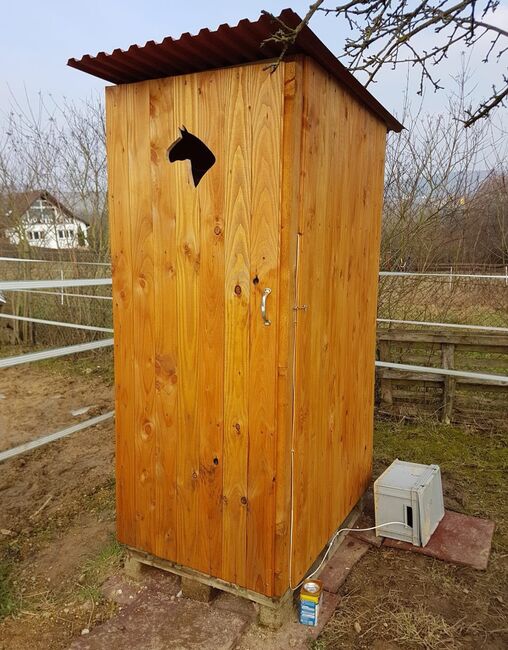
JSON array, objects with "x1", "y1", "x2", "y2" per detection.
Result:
[{"x1": 377, "y1": 329, "x2": 508, "y2": 424}]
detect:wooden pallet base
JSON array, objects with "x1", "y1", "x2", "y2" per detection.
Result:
[{"x1": 125, "y1": 494, "x2": 365, "y2": 629}]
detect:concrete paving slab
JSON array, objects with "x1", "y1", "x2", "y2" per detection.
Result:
[
  {"x1": 213, "y1": 592, "x2": 257, "y2": 622},
  {"x1": 319, "y1": 535, "x2": 370, "y2": 593},
  {"x1": 70, "y1": 570, "x2": 248, "y2": 650},
  {"x1": 383, "y1": 510, "x2": 495, "y2": 570}
]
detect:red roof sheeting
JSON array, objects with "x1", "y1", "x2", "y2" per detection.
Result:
[{"x1": 68, "y1": 9, "x2": 402, "y2": 132}]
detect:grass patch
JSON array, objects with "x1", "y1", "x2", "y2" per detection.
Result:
[
  {"x1": 0, "y1": 561, "x2": 18, "y2": 620},
  {"x1": 37, "y1": 349, "x2": 114, "y2": 386},
  {"x1": 77, "y1": 537, "x2": 124, "y2": 605},
  {"x1": 317, "y1": 419, "x2": 508, "y2": 649},
  {"x1": 374, "y1": 419, "x2": 508, "y2": 550}
]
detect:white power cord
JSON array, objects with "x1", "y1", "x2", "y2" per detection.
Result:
[{"x1": 291, "y1": 521, "x2": 410, "y2": 592}]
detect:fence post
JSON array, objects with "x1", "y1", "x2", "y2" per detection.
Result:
[
  {"x1": 60, "y1": 270, "x2": 64, "y2": 306},
  {"x1": 378, "y1": 340, "x2": 393, "y2": 407},
  {"x1": 441, "y1": 342, "x2": 455, "y2": 424}
]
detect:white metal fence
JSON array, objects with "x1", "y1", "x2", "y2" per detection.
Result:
[{"x1": 0, "y1": 263, "x2": 507, "y2": 461}]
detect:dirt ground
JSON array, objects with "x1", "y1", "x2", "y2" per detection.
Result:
[
  {"x1": 0, "y1": 359, "x2": 113, "y2": 452},
  {"x1": 0, "y1": 358, "x2": 507, "y2": 649},
  {"x1": 0, "y1": 358, "x2": 118, "y2": 650}
]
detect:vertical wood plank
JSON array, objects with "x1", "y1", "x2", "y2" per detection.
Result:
[
  {"x1": 106, "y1": 86, "x2": 135, "y2": 547},
  {"x1": 246, "y1": 64, "x2": 284, "y2": 595},
  {"x1": 149, "y1": 77, "x2": 179, "y2": 560},
  {"x1": 222, "y1": 66, "x2": 251, "y2": 586},
  {"x1": 174, "y1": 74, "x2": 202, "y2": 569},
  {"x1": 196, "y1": 70, "x2": 226, "y2": 577},
  {"x1": 274, "y1": 58, "x2": 303, "y2": 596},
  {"x1": 127, "y1": 81, "x2": 157, "y2": 553}
]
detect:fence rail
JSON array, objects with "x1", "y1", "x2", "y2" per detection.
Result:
[
  {"x1": 0, "y1": 278, "x2": 112, "y2": 291},
  {"x1": 0, "y1": 411, "x2": 115, "y2": 463},
  {"x1": 377, "y1": 329, "x2": 508, "y2": 424},
  {"x1": 0, "y1": 338, "x2": 114, "y2": 368}
]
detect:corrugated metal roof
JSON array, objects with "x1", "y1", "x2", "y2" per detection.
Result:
[{"x1": 68, "y1": 9, "x2": 402, "y2": 132}]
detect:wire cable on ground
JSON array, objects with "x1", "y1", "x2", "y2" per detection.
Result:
[{"x1": 291, "y1": 521, "x2": 410, "y2": 591}]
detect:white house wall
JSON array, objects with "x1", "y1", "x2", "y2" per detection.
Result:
[{"x1": 5, "y1": 202, "x2": 88, "y2": 250}]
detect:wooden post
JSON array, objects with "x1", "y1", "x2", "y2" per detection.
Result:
[
  {"x1": 441, "y1": 342, "x2": 455, "y2": 424},
  {"x1": 378, "y1": 340, "x2": 393, "y2": 407}
]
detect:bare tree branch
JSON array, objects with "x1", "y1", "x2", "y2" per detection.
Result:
[{"x1": 264, "y1": 1, "x2": 507, "y2": 125}]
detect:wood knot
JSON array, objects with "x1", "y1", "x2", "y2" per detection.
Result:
[
  {"x1": 142, "y1": 421, "x2": 153, "y2": 439},
  {"x1": 240, "y1": 496, "x2": 248, "y2": 506},
  {"x1": 234, "y1": 285, "x2": 242, "y2": 296},
  {"x1": 214, "y1": 226, "x2": 222, "y2": 236}
]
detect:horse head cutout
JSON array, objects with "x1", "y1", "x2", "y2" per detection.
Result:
[{"x1": 167, "y1": 126, "x2": 216, "y2": 187}]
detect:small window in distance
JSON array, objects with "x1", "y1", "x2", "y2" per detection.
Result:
[
  {"x1": 58, "y1": 230, "x2": 64, "y2": 238},
  {"x1": 27, "y1": 231, "x2": 33, "y2": 239},
  {"x1": 167, "y1": 126, "x2": 216, "y2": 187},
  {"x1": 33, "y1": 231, "x2": 40, "y2": 240}
]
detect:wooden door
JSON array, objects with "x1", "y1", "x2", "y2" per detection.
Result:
[{"x1": 106, "y1": 62, "x2": 285, "y2": 596}]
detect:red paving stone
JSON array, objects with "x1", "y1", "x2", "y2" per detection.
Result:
[
  {"x1": 319, "y1": 535, "x2": 370, "y2": 593},
  {"x1": 383, "y1": 510, "x2": 495, "y2": 570}
]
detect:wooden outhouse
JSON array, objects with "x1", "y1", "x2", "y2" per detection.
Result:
[{"x1": 69, "y1": 10, "x2": 402, "y2": 600}]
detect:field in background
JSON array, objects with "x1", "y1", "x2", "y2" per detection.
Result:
[
  {"x1": 378, "y1": 275, "x2": 508, "y2": 329},
  {"x1": 0, "y1": 258, "x2": 112, "y2": 347}
]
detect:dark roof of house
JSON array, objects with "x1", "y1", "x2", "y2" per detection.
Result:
[
  {"x1": 68, "y1": 8, "x2": 402, "y2": 133},
  {"x1": 0, "y1": 190, "x2": 88, "y2": 227}
]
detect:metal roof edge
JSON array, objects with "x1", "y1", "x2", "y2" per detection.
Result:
[{"x1": 68, "y1": 9, "x2": 403, "y2": 132}]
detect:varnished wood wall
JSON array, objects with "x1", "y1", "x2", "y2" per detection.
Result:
[
  {"x1": 106, "y1": 56, "x2": 387, "y2": 598},
  {"x1": 290, "y1": 57, "x2": 386, "y2": 586},
  {"x1": 106, "y1": 62, "x2": 284, "y2": 596}
]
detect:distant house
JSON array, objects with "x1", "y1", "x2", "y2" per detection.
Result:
[{"x1": 0, "y1": 190, "x2": 89, "y2": 250}]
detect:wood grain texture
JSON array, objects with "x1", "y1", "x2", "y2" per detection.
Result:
[
  {"x1": 290, "y1": 57, "x2": 386, "y2": 586},
  {"x1": 246, "y1": 64, "x2": 283, "y2": 595},
  {"x1": 105, "y1": 85, "x2": 136, "y2": 547},
  {"x1": 149, "y1": 78, "x2": 179, "y2": 560},
  {"x1": 174, "y1": 73, "x2": 202, "y2": 570},
  {"x1": 221, "y1": 66, "x2": 252, "y2": 587},
  {"x1": 107, "y1": 55, "x2": 386, "y2": 598},
  {"x1": 109, "y1": 62, "x2": 284, "y2": 596},
  {"x1": 273, "y1": 59, "x2": 303, "y2": 596},
  {"x1": 127, "y1": 82, "x2": 157, "y2": 553},
  {"x1": 195, "y1": 70, "x2": 225, "y2": 577}
]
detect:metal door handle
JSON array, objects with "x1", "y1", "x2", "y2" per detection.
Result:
[{"x1": 261, "y1": 288, "x2": 271, "y2": 326}]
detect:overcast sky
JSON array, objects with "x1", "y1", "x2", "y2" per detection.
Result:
[{"x1": 1, "y1": 0, "x2": 507, "y2": 126}]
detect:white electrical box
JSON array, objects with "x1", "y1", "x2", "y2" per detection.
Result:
[{"x1": 374, "y1": 460, "x2": 445, "y2": 547}]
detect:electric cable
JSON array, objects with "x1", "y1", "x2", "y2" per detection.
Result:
[{"x1": 291, "y1": 521, "x2": 410, "y2": 591}]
